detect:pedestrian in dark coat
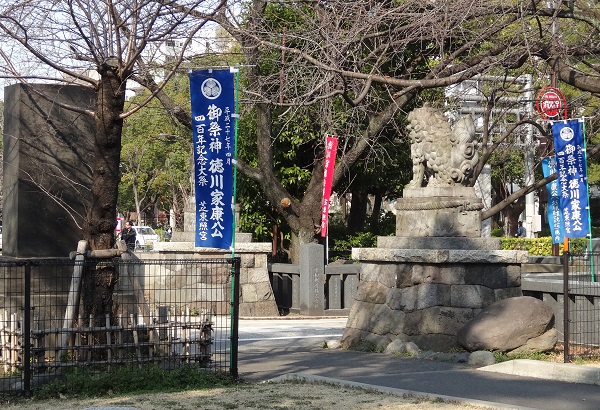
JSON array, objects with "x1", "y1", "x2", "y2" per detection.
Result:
[{"x1": 121, "y1": 221, "x2": 137, "y2": 251}]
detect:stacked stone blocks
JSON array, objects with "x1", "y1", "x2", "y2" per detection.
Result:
[
  {"x1": 343, "y1": 249, "x2": 526, "y2": 352},
  {"x1": 147, "y1": 241, "x2": 278, "y2": 317}
]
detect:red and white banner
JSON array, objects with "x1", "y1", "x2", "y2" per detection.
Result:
[{"x1": 320, "y1": 135, "x2": 338, "y2": 237}]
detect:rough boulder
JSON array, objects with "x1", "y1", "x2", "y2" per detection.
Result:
[{"x1": 457, "y1": 296, "x2": 557, "y2": 353}]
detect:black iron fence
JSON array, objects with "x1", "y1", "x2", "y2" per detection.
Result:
[
  {"x1": 563, "y1": 251, "x2": 600, "y2": 362},
  {"x1": 0, "y1": 257, "x2": 240, "y2": 394}
]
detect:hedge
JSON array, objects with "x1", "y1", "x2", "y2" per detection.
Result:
[{"x1": 500, "y1": 237, "x2": 588, "y2": 256}]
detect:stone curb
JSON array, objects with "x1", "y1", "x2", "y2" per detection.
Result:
[
  {"x1": 83, "y1": 407, "x2": 139, "y2": 410},
  {"x1": 266, "y1": 373, "x2": 542, "y2": 410},
  {"x1": 479, "y1": 359, "x2": 600, "y2": 386},
  {"x1": 239, "y1": 316, "x2": 347, "y2": 320}
]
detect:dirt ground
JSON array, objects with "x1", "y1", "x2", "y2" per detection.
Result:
[{"x1": 3, "y1": 381, "x2": 493, "y2": 410}]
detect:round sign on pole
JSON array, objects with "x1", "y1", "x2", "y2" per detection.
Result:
[{"x1": 536, "y1": 86, "x2": 567, "y2": 119}]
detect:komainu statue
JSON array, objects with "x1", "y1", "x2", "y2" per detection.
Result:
[{"x1": 406, "y1": 104, "x2": 478, "y2": 188}]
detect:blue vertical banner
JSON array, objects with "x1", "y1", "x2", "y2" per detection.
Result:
[
  {"x1": 189, "y1": 69, "x2": 235, "y2": 249},
  {"x1": 542, "y1": 157, "x2": 564, "y2": 244},
  {"x1": 552, "y1": 119, "x2": 590, "y2": 238}
]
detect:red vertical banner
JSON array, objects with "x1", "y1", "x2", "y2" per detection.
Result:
[{"x1": 321, "y1": 135, "x2": 338, "y2": 237}]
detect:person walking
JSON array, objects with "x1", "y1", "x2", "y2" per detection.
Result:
[
  {"x1": 164, "y1": 226, "x2": 173, "y2": 242},
  {"x1": 121, "y1": 221, "x2": 137, "y2": 251},
  {"x1": 515, "y1": 221, "x2": 526, "y2": 238}
]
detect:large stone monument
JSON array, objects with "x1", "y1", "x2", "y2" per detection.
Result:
[
  {"x1": 342, "y1": 105, "x2": 526, "y2": 352},
  {"x1": 3, "y1": 84, "x2": 95, "y2": 257}
]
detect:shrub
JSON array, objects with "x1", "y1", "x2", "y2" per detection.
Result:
[
  {"x1": 491, "y1": 228, "x2": 504, "y2": 237},
  {"x1": 500, "y1": 237, "x2": 588, "y2": 255}
]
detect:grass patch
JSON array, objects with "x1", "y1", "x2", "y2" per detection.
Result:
[
  {"x1": 33, "y1": 364, "x2": 234, "y2": 400},
  {"x1": 492, "y1": 350, "x2": 557, "y2": 363}
]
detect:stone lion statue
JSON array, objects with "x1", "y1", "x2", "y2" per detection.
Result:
[{"x1": 406, "y1": 104, "x2": 478, "y2": 188}]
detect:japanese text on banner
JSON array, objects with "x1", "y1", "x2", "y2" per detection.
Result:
[
  {"x1": 551, "y1": 120, "x2": 590, "y2": 238},
  {"x1": 189, "y1": 70, "x2": 235, "y2": 249},
  {"x1": 542, "y1": 157, "x2": 564, "y2": 244},
  {"x1": 320, "y1": 136, "x2": 338, "y2": 237}
]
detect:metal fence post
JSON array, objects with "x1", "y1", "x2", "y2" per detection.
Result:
[
  {"x1": 230, "y1": 257, "x2": 240, "y2": 379},
  {"x1": 299, "y1": 244, "x2": 325, "y2": 316},
  {"x1": 23, "y1": 263, "x2": 31, "y2": 395}
]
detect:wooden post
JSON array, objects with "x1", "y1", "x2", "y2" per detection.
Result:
[
  {"x1": 10, "y1": 313, "x2": 18, "y2": 372},
  {"x1": 87, "y1": 315, "x2": 93, "y2": 363},
  {"x1": 61, "y1": 240, "x2": 88, "y2": 348},
  {"x1": 105, "y1": 314, "x2": 112, "y2": 369},
  {"x1": 122, "y1": 253, "x2": 155, "y2": 340},
  {"x1": 131, "y1": 314, "x2": 141, "y2": 367},
  {"x1": 117, "y1": 314, "x2": 124, "y2": 362},
  {"x1": 182, "y1": 308, "x2": 189, "y2": 361},
  {"x1": 1, "y1": 310, "x2": 7, "y2": 372}
]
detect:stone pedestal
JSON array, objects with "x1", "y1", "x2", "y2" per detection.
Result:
[
  {"x1": 342, "y1": 186, "x2": 526, "y2": 352},
  {"x1": 343, "y1": 248, "x2": 526, "y2": 352},
  {"x1": 396, "y1": 187, "x2": 483, "y2": 238}
]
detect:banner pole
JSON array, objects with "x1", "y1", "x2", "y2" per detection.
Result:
[
  {"x1": 231, "y1": 67, "x2": 240, "y2": 259},
  {"x1": 230, "y1": 67, "x2": 240, "y2": 375}
]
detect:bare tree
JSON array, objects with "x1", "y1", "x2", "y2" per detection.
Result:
[
  {"x1": 0, "y1": 0, "x2": 224, "y2": 322},
  {"x1": 140, "y1": 1, "x2": 600, "y2": 258},
  {"x1": 227, "y1": 0, "x2": 600, "y2": 250},
  {"x1": 204, "y1": 0, "x2": 562, "y2": 259}
]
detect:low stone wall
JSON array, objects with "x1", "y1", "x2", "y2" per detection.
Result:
[
  {"x1": 146, "y1": 241, "x2": 279, "y2": 317},
  {"x1": 343, "y1": 247, "x2": 528, "y2": 352}
]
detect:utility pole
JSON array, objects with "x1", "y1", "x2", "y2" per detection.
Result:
[{"x1": 524, "y1": 74, "x2": 536, "y2": 238}]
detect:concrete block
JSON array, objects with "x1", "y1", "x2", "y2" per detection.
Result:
[
  {"x1": 451, "y1": 284, "x2": 495, "y2": 308},
  {"x1": 494, "y1": 287, "x2": 523, "y2": 301},
  {"x1": 417, "y1": 306, "x2": 474, "y2": 335},
  {"x1": 254, "y1": 253, "x2": 268, "y2": 268},
  {"x1": 369, "y1": 303, "x2": 405, "y2": 336},
  {"x1": 355, "y1": 281, "x2": 388, "y2": 304},
  {"x1": 346, "y1": 300, "x2": 377, "y2": 330},
  {"x1": 240, "y1": 253, "x2": 255, "y2": 268},
  {"x1": 387, "y1": 283, "x2": 450, "y2": 311},
  {"x1": 241, "y1": 283, "x2": 259, "y2": 303},
  {"x1": 247, "y1": 267, "x2": 269, "y2": 284},
  {"x1": 360, "y1": 263, "x2": 381, "y2": 283}
]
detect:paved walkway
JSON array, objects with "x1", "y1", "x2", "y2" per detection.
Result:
[{"x1": 238, "y1": 319, "x2": 600, "y2": 410}]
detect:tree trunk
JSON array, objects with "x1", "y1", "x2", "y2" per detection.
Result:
[
  {"x1": 369, "y1": 194, "x2": 383, "y2": 230},
  {"x1": 133, "y1": 181, "x2": 142, "y2": 226},
  {"x1": 84, "y1": 67, "x2": 125, "y2": 250},
  {"x1": 504, "y1": 200, "x2": 525, "y2": 237},
  {"x1": 348, "y1": 191, "x2": 368, "y2": 234},
  {"x1": 81, "y1": 66, "x2": 126, "y2": 332},
  {"x1": 289, "y1": 225, "x2": 322, "y2": 264}
]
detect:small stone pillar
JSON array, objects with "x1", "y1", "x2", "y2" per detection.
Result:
[{"x1": 299, "y1": 243, "x2": 325, "y2": 316}]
